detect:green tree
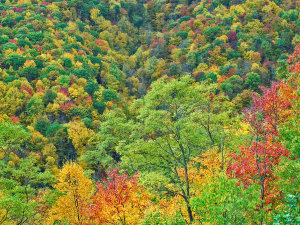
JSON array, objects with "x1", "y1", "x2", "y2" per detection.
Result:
[
  {"x1": 93, "y1": 101, "x2": 106, "y2": 114},
  {"x1": 245, "y1": 72, "x2": 261, "y2": 91},
  {"x1": 221, "y1": 75, "x2": 244, "y2": 98},
  {"x1": 34, "y1": 118, "x2": 50, "y2": 137},
  {"x1": 73, "y1": 68, "x2": 90, "y2": 79},
  {"x1": 42, "y1": 89, "x2": 57, "y2": 105},
  {"x1": 20, "y1": 67, "x2": 39, "y2": 82},
  {"x1": 85, "y1": 80, "x2": 99, "y2": 96},
  {"x1": 117, "y1": 76, "x2": 231, "y2": 223},
  {"x1": 4, "y1": 54, "x2": 26, "y2": 70},
  {"x1": 102, "y1": 89, "x2": 118, "y2": 102},
  {"x1": 142, "y1": 211, "x2": 185, "y2": 225},
  {"x1": 0, "y1": 122, "x2": 31, "y2": 162},
  {"x1": 0, "y1": 158, "x2": 55, "y2": 224},
  {"x1": 204, "y1": 26, "x2": 222, "y2": 42},
  {"x1": 27, "y1": 32, "x2": 44, "y2": 44},
  {"x1": 97, "y1": 111, "x2": 131, "y2": 159},
  {"x1": 3, "y1": 42, "x2": 18, "y2": 51},
  {"x1": 62, "y1": 57, "x2": 72, "y2": 68},
  {"x1": 27, "y1": 96, "x2": 44, "y2": 116},
  {"x1": 191, "y1": 174, "x2": 261, "y2": 224},
  {"x1": 272, "y1": 194, "x2": 299, "y2": 225}
]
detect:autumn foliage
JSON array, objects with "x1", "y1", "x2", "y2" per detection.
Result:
[
  {"x1": 227, "y1": 79, "x2": 298, "y2": 210},
  {"x1": 0, "y1": 0, "x2": 299, "y2": 224},
  {"x1": 90, "y1": 168, "x2": 149, "y2": 225},
  {"x1": 47, "y1": 162, "x2": 93, "y2": 225}
]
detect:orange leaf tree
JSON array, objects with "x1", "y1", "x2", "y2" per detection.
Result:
[{"x1": 90, "y1": 168, "x2": 149, "y2": 225}]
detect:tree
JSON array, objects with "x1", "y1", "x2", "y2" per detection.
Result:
[
  {"x1": 191, "y1": 174, "x2": 261, "y2": 224},
  {"x1": 84, "y1": 80, "x2": 99, "y2": 96},
  {"x1": 249, "y1": 81, "x2": 297, "y2": 136},
  {"x1": 272, "y1": 45, "x2": 300, "y2": 222},
  {"x1": 90, "y1": 168, "x2": 149, "y2": 225},
  {"x1": 287, "y1": 44, "x2": 300, "y2": 74},
  {"x1": 0, "y1": 157, "x2": 55, "y2": 225},
  {"x1": 278, "y1": 45, "x2": 300, "y2": 158},
  {"x1": 227, "y1": 81, "x2": 297, "y2": 223},
  {"x1": 245, "y1": 72, "x2": 261, "y2": 91},
  {"x1": 27, "y1": 32, "x2": 44, "y2": 44},
  {"x1": 117, "y1": 76, "x2": 230, "y2": 223},
  {"x1": 227, "y1": 137, "x2": 290, "y2": 209},
  {"x1": 0, "y1": 122, "x2": 31, "y2": 162},
  {"x1": 3, "y1": 42, "x2": 18, "y2": 51},
  {"x1": 272, "y1": 194, "x2": 299, "y2": 225},
  {"x1": 3, "y1": 54, "x2": 26, "y2": 70},
  {"x1": 83, "y1": 110, "x2": 132, "y2": 179},
  {"x1": 97, "y1": 110, "x2": 133, "y2": 161},
  {"x1": 204, "y1": 26, "x2": 222, "y2": 42},
  {"x1": 68, "y1": 122, "x2": 93, "y2": 156},
  {"x1": 20, "y1": 67, "x2": 39, "y2": 82},
  {"x1": 73, "y1": 68, "x2": 91, "y2": 80},
  {"x1": 168, "y1": 63, "x2": 181, "y2": 76},
  {"x1": 102, "y1": 89, "x2": 118, "y2": 102},
  {"x1": 27, "y1": 96, "x2": 44, "y2": 116},
  {"x1": 43, "y1": 89, "x2": 57, "y2": 105},
  {"x1": 220, "y1": 76, "x2": 243, "y2": 99},
  {"x1": 62, "y1": 57, "x2": 72, "y2": 68},
  {"x1": 34, "y1": 118, "x2": 50, "y2": 137},
  {"x1": 93, "y1": 101, "x2": 106, "y2": 114},
  {"x1": 47, "y1": 162, "x2": 93, "y2": 225}
]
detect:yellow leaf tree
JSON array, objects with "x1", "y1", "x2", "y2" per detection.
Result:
[
  {"x1": 68, "y1": 122, "x2": 93, "y2": 156},
  {"x1": 47, "y1": 162, "x2": 94, "y2": 225}
]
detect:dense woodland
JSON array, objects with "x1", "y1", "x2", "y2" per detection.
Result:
[{"x1": 0, "y1": 0, "x2": 299, "y2": 224}]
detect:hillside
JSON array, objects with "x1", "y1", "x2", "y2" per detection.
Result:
[{"x1": 0, "y1": 0, "x2": 299, "y2": 224}]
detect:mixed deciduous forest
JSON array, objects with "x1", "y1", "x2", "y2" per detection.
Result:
[{"x1": 0, "y1": 0, "x2": 299, "y2": 224}]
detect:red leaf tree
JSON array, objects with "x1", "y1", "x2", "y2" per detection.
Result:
[{"x1": 227, "y1": 81, "x2": 297, "y2": 215}]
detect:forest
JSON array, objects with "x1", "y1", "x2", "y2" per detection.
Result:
[{"x1": 0, "y1": 0, "x2": 299, "y2": 224}]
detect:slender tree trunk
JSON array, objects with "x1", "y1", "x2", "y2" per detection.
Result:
[
  {"x1": 260, "y1": 182, "x2": 265, "y2": 225},
  {"x1": 220, "y1": 129, "x2": 225, "y2": 170},
  {"x1": 187, "y1": 204, "x2": 193, "y2": 224}
]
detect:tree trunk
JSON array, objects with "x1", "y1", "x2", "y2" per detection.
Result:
[{"x1": 187, "y1": 204, "x2": 193, "y2": 224}]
